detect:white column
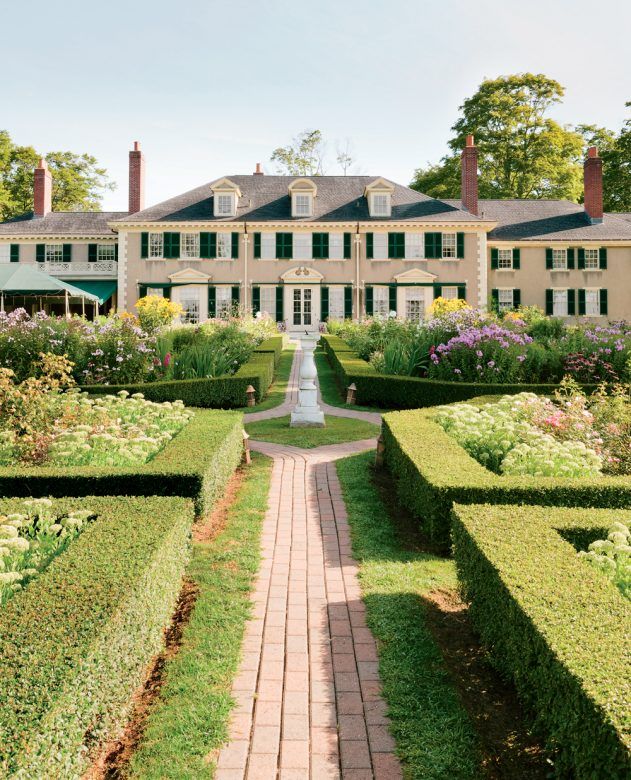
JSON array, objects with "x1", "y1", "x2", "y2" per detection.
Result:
[{"x1": 290, "y1": 336, "x2": 325, "y2": 427}]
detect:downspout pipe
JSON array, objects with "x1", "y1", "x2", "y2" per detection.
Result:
[{"x1": 355, "y1": 222, "x2": 361, "y2": 320}]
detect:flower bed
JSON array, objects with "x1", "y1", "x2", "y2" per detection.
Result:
[
  {"x1": 451, "y1": 503, "x2": 631, "y2": 778},
  {"x1": 0, "y1": 495, "x2": 194, "y2": 777}
]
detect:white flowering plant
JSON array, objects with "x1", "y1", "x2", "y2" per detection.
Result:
[
  {"x1": 0, "y1": 498, "x2": 93, "y2": 606},
  {"x1": 578, "y1": 521, "x2": 631, "y2": 599}
]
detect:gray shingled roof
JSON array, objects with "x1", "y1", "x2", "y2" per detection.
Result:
[
  {"x1": 116, "y1": 175, "x2": 485, "y2": 225},
  {"x1": 0, "y1": 211, "x2": 126, "y2": 237},
  {"x1": 446, "y1": 199, "x2": 631, "y2": 241}
]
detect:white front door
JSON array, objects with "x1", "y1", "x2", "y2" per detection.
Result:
[{"x1": 291, "y1": 287, "x2": 316, "y2": 329}]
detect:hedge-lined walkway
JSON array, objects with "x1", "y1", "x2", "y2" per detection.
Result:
[{"x1": 216, "y1": 343, "x2": 399, "y2": 778}]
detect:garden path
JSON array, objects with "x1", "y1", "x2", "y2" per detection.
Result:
[{"x1": 215, "y1": 344, "x2": 400, "y2": 779}]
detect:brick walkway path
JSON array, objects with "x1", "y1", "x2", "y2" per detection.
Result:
[{"x1": 216, "y1": 346, "x2": 401, "y2": 779}]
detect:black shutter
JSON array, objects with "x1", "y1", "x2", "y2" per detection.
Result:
[
  {"x1": 275, "y1": 286, "x2": 283, "y2": 321},
  {"x1": 599, "y1": 247, "x2": 608, "y2": 269},
  {"x1": 366, "y1": 233, "x2": 374, "y2": 260},
  {"x1": 567, "y1": 289, "x2": 576, "y2": 316},
  {"x1": 425, "y1": 232, "x2": 442, "y2": 259},
  {"x1": 365, "y1": 286, "x2": 374, "y2": 316},
  {"x1": 208, "y1": 286, "x2": 216, "y2": 318},
  {"x1": 231, "y1": 233, "x2": 239, "y2": 259},
  {"x1": 578, "y1": 248, "x2": 586, "y2": 269},
  {"x1": 231, "y1": 286, "x2": 240, "y2": 305},
  {"x1": 545, "y1": 289, "x2": 554, "y2": 315},
  {"x1": 435, "y1": 233, "x2": 443, "y2": 258},
  {"x1": 491, "y1": 288, "x2": 499, "y2": 313},
  {"x1": 344, "y1": 286, "x2": 352, "y2": 318},
  {"x1": 63, "y1": 244, "x2": 72, "y2": 262},
  {"x1": 252, "y1": 286, "x2": 260, "y2": 315},
  {"x1": 433, "y1": 286, "x2": 441, "y2": 299},
  {"x1": 141, "y1": 232, "x2": 148, "y2": 258},
  {"x1": 512, "y1": 248, "x2": 520, "y2": 269},
  {"x1": 163, "y1": 233, "x2": 171, "y2": 259},
  {"x1": 578, "y1": 288, "x2": 586, "y2": 315},
  {"x1": 545, "y1": 248, "x2": 553, "y2": 269},
  {"x1": 10, "y1": 244, "x2": 19, "y2": 263},
  {"x1": 320, "y1": 286, "x2": 329, "y2": 320},
  {"x1": 163, "y1": 232, "x2": 180, "y2": 259},
  {"x1": 36, "y1": 244, "x2": 45, "y2": 262},
  {"x1": 343, "y1": 233, "x2": 352, "y2": 259},
  {"x1": 567, "y1": 248, "x2": 575, "y2": 269},
  {"x1": 388, "y1": 284, "x2": 397, "y2": 313},
  {"x1": 208, "y1": 233, "x2": 217, "y2": 259},
  {"x1": 456, "y1": 232, "x2": 465, "y2": 259},
  {"x1": 200, "y1": 233, "x2": 211, "y2": 259},
  {"x1": 163, "y1": 286, "x2": 172, "y2": 300},
  {"x1": 253, "y1": 233, "x2": 261, "y2": 259},
  {"x1": 600, "y1": 288, "x2": 608, "y2": 316},
  {"x1": 312, "y1": 233, "x2": 328, "y2": 260},
  {"x1": 138, "y1": 284, "x2": 148, "y2": 299},
  {"x1": 276, "y1": 233, "x2": 292, "y2": 259},
  {"x1": 491, "y1": 248, "x2": 499, "y2": 269},
  {"x1": 457, "y1": 286, "x2": 466, "y2": 300},
  {"x1": 88, "y1": 244, "x2": 97, "y2": 262},
  {"x1": 114, "y1": 243, "x2": 118, "y2": 261},
  {"x1": 388, "y1": 233, "x2": 404, "y2": 259},
  {"x1": 512, "y1": 288, "x2": 521, "y2": 308}
]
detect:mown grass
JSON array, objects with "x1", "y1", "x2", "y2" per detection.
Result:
[
  {"x1": 243, "y1": 345, "x2": 296, "y2": 414},
  {"x1": 245, "y1": 414, "x2": 379, "y2": 448},
  {"x1": 335, "y1": 451, "x2": 480, "y2": 779},
  {"x1": 314, "y1": 346, "x2": 383, "y2": 413},
  {"x1": 128, "y1": 452, "x2": 273, "y2": 779}
]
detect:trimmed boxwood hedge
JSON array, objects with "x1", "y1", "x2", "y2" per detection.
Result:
[
  {"x1": 81, "y1": 341, "x2": 283, "y2": 408},
  {"x1": 320, "y1": 333, "x2": 597, "y2": 409},
  {"x1": 382, "y1": 408, "x2": 631, "y2": 550},
  {"x1": 0, "y1": 409, "x2": 243, "y2": 514},
  {"x1": 0, "y1": 495, "x2": 194, "y2": 777},
  {"x1": 452, "y1": 503, "x2": 631, "y2": 778}
]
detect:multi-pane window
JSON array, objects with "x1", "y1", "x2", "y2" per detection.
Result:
[
  {"x1": 442, "y1": 233, "x2": 457, "y2": 259},
  {"x1": 584, "y1": 249, "x2": 599, "y2": 270},
  {"x1": 179, "y1": 289, "x2": 200, "y2": 324},
  {"x1": 260, "y1": 287, "x2": 276, "y2": 319},
  {"x1": 149, "y1": 233, "x2": 163, "y2": 259},
  {"x1": 217, "y1": 233, "x2": 232, "y2": 259},
  {"x1": 329, "y1": 287, "x2": 345, "y2": 319},
  {"x1": 294, "y1": 233, "x2": 312, "y2": 259},
  {"x1": 585, "y1": 289, "x2": 600, "y2": 316},
  {"x1": 329, "y1": 233, "x2": 344, "y2": 259},
  {"x1": 45, "y1": 244, "x2": 64, "y2": 262},
  {"x1": 181, "y1": 233, "x2": 200, "y2": 259},
  {"x1": 552, "y1": 249, "x2": 567, "y2": 270},
  {"x1": 405, "y1": 288, "x2": 425, "y2": 322},
  {"x1": 372, "y1": 234, "x2": 388, "y2": 260},
  {"x1": 97, "y1": 244, "x2": 116, "y2": 262},
  {"x1": 371, "y1": 194, "x2": 390, "y2": 216},
  {"x1": 497, "y1": 249, "x2": 513, "y2": 269},
  {"x1": 373, "y1": 286, "x2": 389, "y2": 316},
  {"x1": 294, "y1": 194, "x2": 312, "y2": 216},
  {"x1": 405, "y1": 233, "x2": 424, "y2": 259},
  {"x1": 216, "y1": 286, "x2": 232, "y2": 318},
  {"x1": 497, "y1": 289, "x2": 515, "y2": 312},
  {"x1": 441, "y1": 286, "x2": 459, "y2": 300},
  {"x1": 146, "y1": 287, "x2": 164, "y2": 297},
  {"x1": 261, "y1": 233, "x2": 276, "y2": 260},
  {"x1": 552, "y1": 289, "x2": 568, "y2": 316},
  {"x1": 0, "y1": 245, "x2": 10, "y2": 263},
  {"x1": 216, "y1": 194, "x2": 234, "y2": 216}
]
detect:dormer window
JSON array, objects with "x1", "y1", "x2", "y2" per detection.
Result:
[
  {"x1": 364, "y1": 178, "x2": 395, "y2": 218},
  {"x1": 288, "y1": 178, "x2": 317, "y2": 218},
  {"x1": 294, "y1": 194, "x2": 313, "y2": 217},
  {"x1": 216, "y1": 194, "x2": 235, "y2": 216},
  {"x1": 210, "y1": 177, "x2": 241, "y2": 218},
  {"x1": 371, "y1": 194, "x2": 390, "y2": 217}
]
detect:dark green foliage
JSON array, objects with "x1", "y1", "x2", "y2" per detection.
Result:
[
  {"x1": 0, "y1": 495, "x2": 194, "y2": 776},
  {"x1": 252, "y1": 336, "x2": 284, "y2": 365},
  {"x1": 0, "y1": 409, "x2": 244, "y2": 515},
  {"x1": 452, "y1": 503, "x2": 631, "y2": 778},
  {"x1": 382, "y1": 408, "x2": 631, "y2": 550}
]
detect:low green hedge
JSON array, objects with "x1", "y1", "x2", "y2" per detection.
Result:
[
  {"x1": 0, "y1": 409, "x2": 243, "y2": 514},
  {"x1": 0, "y1": 495, "x2": 194, "y2": 777},
  {"x1": 254, "y1": 335, "x2": 284, "y2": 365},
  {"x1": 81, "y1": 348, "x2": 278, "y2": 408},
  {"x1": 452, "y1": 503, "x2": 631, "y2": 778},
  {"x1": 382, "y1": 408, "x2": 631, "y2": 550},
  {"x1": 320, "y1": 334, "x2": 597, "y2": 409}
]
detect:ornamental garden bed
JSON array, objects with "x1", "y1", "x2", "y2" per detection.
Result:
[
  {"x1": 451, "y1": 503, "x2": 631, "y2": 778},
  {"x1": 0, "y1": 494, "x2": 194, "y2": 777}
]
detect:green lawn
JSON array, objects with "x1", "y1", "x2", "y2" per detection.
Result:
[
  {"x1": 128, "y1": 453, "x2": 273, "y2": 779},
  {"x1": 314, "y1": 347, "x2": 383, "y2": 413},
  {"x1": 245, "y1": 414, "x2": 379, "y2": 448},
  {"x1": 335, "y1": 451, "x2": 480, "y2": 779},
  {"x1": 243, "y1": 344, "x2": 296, "y2": 414}
]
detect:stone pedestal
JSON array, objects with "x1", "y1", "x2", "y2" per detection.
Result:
[{"x1": 290, "y1": 336, "x2": 325, "y2": 428}]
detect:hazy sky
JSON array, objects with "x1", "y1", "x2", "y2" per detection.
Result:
[{"x1": 4, "y1": 0, "x2": 630, "y2": 211}]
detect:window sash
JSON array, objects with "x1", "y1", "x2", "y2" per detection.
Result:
[
  {"x1": 261, "y1": 233, "x2": 276, "y2": 260},
  {"x1": 372, "y1": 286, "x2": 389, "y2": 315},
  {"x1": 216, "y1": 194, "x2": 234, "y2": 216},
  {"x1": 497, "y1": 249, "x2": 513, "y2": 269},
  {"x1": 146, "y1": 287, "x2": 164, "y2": 297},
  {"x1": 329, "y1": 287, "x2": 345, "y2": 319},
  {"x1": 329, "y1": 232, "x2": 344, "y2": 259},
  {"x1": 216, "y1": 286, "x2": 232, "y2": 317},
  {"x1": 96, "y1": 244, "x2": 116, "y2": 262},
  {"x1": 372, "y1": 234, "x2": 388, "y2": 260},
  {"x1": 405, "y1": 233, "x2": 424, "y2": 259},
  {"x1": 149, "y1": 233, "x2": 163, "y2": 258},
  {"x1": 552, "y1": 249, "x2": 567, "y2": 270},
  {"x1": 441, "y1": 286, "x2": 459, "y2": 300},
  {"x1": 216, "y1": 232, "x2": 232, "y2": 259},
  {"x1": 0, "y1": 245, "x2": 9, "y2": 263},
  {"x1": 181, "y1": 233, "x2": 200, "y2": 258},
  {"x1": 442, "y1": 233, "x2": 457, "y2": 258},
  {"x1": 293, "y1": 232, "x2": 312, "y2": 260},
  {"x1": 372, "y1": 194, "x2": 389, "y2": 216},
  {"x1": 497, "y1": 289, "x2": 514, "y2": 311},
  {"x1": 585, "y1": 289, "x2": 600, "y2": 316},
  {"x1": 45, "y1": 244, "x2": 64, "y2": 262},
  {"x1": 259, "y1": 287, "x2": 276, "y2": 318},
  {"x1": 294, "y1": 194, "x2": 312, "y2": 216},
  {"x1": 552, "y1": 289, "x2": 568, "y2": 316},
  {"x1": 584, "y1": 249, "x2": 599, "y2": 270},
  {"x1": 178, "y1": 287, "x2": 201, "y2": 324}
]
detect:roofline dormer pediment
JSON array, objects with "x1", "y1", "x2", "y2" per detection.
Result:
[
  {"x1": 210, "y1": 177, "x2": 242, "y2": 197},
  {"x1": 288, "y1": 178, "x2": 318, "y2": 196},
  {"x1": 363, "y1": 177, "x2": 395, "y2": 196}
]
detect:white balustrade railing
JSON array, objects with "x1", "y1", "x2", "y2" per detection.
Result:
[{"x1": 42, "y1": 260, "x2": 117, "y2": 276}]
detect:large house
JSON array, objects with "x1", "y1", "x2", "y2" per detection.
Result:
[{"x1": 1, "y1": 139, "x2": 630, "y2": 329}]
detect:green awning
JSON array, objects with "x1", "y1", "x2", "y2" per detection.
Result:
[
  {"x1": 69, "y1": 280, "x2": 117, "y2": 305},
  {"x1": 0, "y1": 265, "x2": 100, "y2": 301}
]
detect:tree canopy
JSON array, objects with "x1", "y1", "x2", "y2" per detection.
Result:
[
  {"x1": 270, "y1": 129, "x2": 357, "y2": 175},
  {"x1": 0, "y1": 130, "x2": 114, "y2": 220}
]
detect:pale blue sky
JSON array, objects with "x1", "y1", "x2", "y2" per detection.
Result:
[{"x1": 4, "y1": 0, "x2": 630, "y2": 210}]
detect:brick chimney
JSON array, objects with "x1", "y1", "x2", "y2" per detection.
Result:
[
  {"x1": 33, "y1": 158, "x2": 52, "y2": 218},
  {"x1": 584, "y1": 146, "x2": 603, "y2": 223},
  {"x1": 128, "y1": 141, "x2": 145, "y2": 214},
  {"x1": 253, "y1": 162, "x2": 264, "y2": 175},
  {"x1": 461, "y1": 134, "x2": 478, "y2": 216}
]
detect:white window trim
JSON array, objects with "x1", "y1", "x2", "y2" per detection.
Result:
[
  {"x1": 260, "y1": 232, "x2": 276, "y2": 261},
  {"x1": 216, "y1": 232, "x2": 233, "y2": 260},
  {"x1": 370, "y1": 193, "x2": 391, "y2": 217},
  {"x1": 441, "y1": 286, "x2": 459, "y2": 300},
  {"x1": 293, "y1": 232, "x2": 312, "y2": 260},
  {"x1": 292, "y1": 193, "x2": 313, "y2": 218},
  {"x1": 552, "y1": 288, "x2": 569, "y2": 317},
  {"x1": 97, "y1": 244, "x2": 116, "y2": 262},
  {"x1": 583, "y1": 247, "x2": 600, "y2": 271},
  {"x1": 583, "y1": 287, "x2": 601, "y2": 317},
  {"x1": 372, "y1": 285, "x2": 389, "y2": 316},
  {"x1": 404, "y1": 232, "x2": 424, "y2": 260},
  {"x1": 259, "y1": 286, "x2": 277, "y2": 319},
  {"x1": 496, "y1": 248, "x2": 514, "y2": 271},
  {"x1": 497, "y1": 287, "x2": 515, "y2": 312},
  {"x1": 551, "y1": 248, "x2": 568, "y2": 271},
  {"x1": 214, "y1": 193, "x2": 236, "y2": 217},
  {"x1": 181, "y1": 232, "x2": 200, "y2": 260},
  {"x1": 371, "y1": 233, "x2": 388, "y2": 261},
  {"x1": 45, "y1": 243, "x2": 64, "y2": 262},
  {"x1": 329, "y1": 232, "x2": 345, "y2": 260},
  {"x1": 0, "y1": 245, "x2": 10, "y2": 263},
  {"x1": 148, "y1": 232, "x2": 164, "y2": 260},
  {"x1": 328, "y1": 287, "x2": 345, "y2": 319},
  {"x1": 441, "y1": 232, "x2": 457, "y2": 260}
]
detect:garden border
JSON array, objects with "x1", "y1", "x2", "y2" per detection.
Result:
[
  {"x1": 0, "y1": 495, "x2": 194, "y2": 777},
  {"x1": 0, "y1": 409, "x2": 244, "y2": 514},
  {"x1": 382, "y1": 407, "x2": 631, "y2": 549},
  {"x1": 451, "y1": 502, "x2": 631, "y2": 778}
]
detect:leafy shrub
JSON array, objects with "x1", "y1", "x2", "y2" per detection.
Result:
[
  {"x1": 527, "y1": 316, "x2": 566, "y2": 341},
  {"x1": 427, "y1": 296, "x2": 470, "y2": 317},
  {"x1": 579, "y1": 520, "x2": 631, "y2": 599},
  {"x1": 135, "y1": 295, "x2": 183, "y2": 333}
]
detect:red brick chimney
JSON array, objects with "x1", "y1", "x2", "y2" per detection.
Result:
[
  {"x1": 253, "y1": 162, "x2": 264, "y2": 175},
  {"x1": 128, "y1": 141, "x2": 145, "y2": 214},
  {"x1": 461, "y1": 134, "x2": 478, "y2": 216},
  {"x1": 33, "y1": 158, "x2": 52, "y2": 218},
  {"x1": 584, "y1": 146, "x2": 603, "y2": 223}
]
